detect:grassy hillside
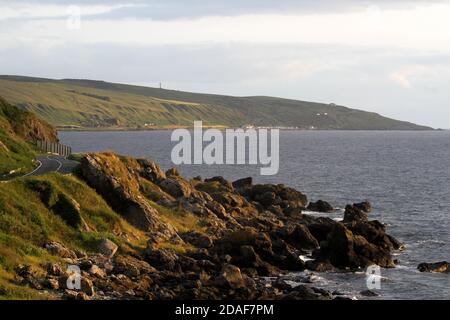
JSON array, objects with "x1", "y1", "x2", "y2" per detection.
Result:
[
  {"x1": 0, "y1": 97, "x2": 58, "y2": 177},
  {"x1": 0, "y1": 75, "x2": 432, "y2": 130},
  {"x1": 0, "y1": 173, "x2": 145, "y2": 299},
  {"x1": 0, "y1": 98, "x2": 36, "y2": 177},
  {"x1": 0, "y1": 154, "x2": 203, "y2": 299}
]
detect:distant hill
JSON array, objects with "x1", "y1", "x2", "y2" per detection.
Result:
[{"x1": 0, "y1": 75, "x2": 433, "y2": 130}]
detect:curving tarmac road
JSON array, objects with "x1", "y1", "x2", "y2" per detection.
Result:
[{"x1": 24, "y1": 155, "x2": 79, "y2": 176}]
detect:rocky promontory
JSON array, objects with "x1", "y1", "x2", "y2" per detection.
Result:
[{"x1": 11, "y1": 152, "x2": 404, "y2": 300}]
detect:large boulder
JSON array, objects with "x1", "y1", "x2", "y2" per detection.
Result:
[
  {"x1": 113, "y1": 255, "x2": 157, "y2": 277},
  {"x1": 418, "y1": 261, "x2": 450, "y2": 273},
  {"x1": 302, "y1": 216, "x2": 338, "y2": 243},
  {"x1": 343, "y1": 205, "x2": 368, "y2": 223},
  {"x1": 280, "y1": 224, "x2": 319, "y2": 250},
  {"x1": 352, "y1": 234, "x2": 394, "y2": 268},
  {"x1": 166, "y1": 167, "x2": 180, "y2": 177},
  {"x1": 353, "y1": 201, "x2": 372, "y2": 213},
  {"x1": 232, "y1": 177, "x2": 252, "y2": 194},
  {"x1": 144, "y1": 245, "x2": 180, "y2": 272},
  {"x1": 276, "y1": 185, "x2": 308, "y2": 208},
  {"x1": 321, "y1": 223, "x2": 395, "y2": 269},
  {"x1": 305, "y1": 259, "x2": 336, "y2": 272},
  {"x1": 347, "y1": 220, "x2": 402, "y2": 251},
  {"x1": 281, "y1": 285, "x2": 332, "y2": 300},
  {"x1": 136, "y1": 158, "x2": 166, "y2": 183},
  {"x1": 322, "y1": 223, "x2": 358, "y2": 268},
  {"x1": 204, "y1": 176, "x2": 234, "y2": 192},
  {"x1": 81, "y1": 277, "x2": 95, "y2": 296},
  {"x1": 44, "y1": 242, "x2": 77, "y2": 259},
  {"x1": 181, "y1": 231, "x2": 214, "y2": 249},
  {"x1": 307, "y1": 200, "x2": 334, "y2": 213},
  {"x1": 79, "y1": 153, "x2": 175, "y2": 235},
  {"x1": 210, "y1": 192, "x2": 247, "y2": 209},
  {"x1": 230, "y1": 245, "x2": 279, "y2": 276},
  {"x1": 269, "y1": 239, "x2": 306, "y2": 271},
  {"x1": 196, "y1": 180, "x2": 232, "y2": 195},
  {"x1": 247, "y1": 184, "x2": 308, "y2": 210},
  {"x1": 216, "y1": 227, "x2": 273, "y2": 256},
  {"x1": 214, "y1": 264, "x2": 245, "y2": 289},
  {"x1": 160, "y1": 177, "x2": 193, "y2": 198},
  {"x1": 15, "y1": 264, "x2": 43, "y2": 280},
  {"x1": 98, "y1": 239, "x2": 118, "y2": 258}
]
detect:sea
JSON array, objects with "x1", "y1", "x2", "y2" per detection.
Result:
[{"x1": 59, "y1": 130, "x2": 450, "y2": 300}]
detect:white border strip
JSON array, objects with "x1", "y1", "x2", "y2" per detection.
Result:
[{"x1": 23, "y1": 160, "x2": 43, "y2": 177}]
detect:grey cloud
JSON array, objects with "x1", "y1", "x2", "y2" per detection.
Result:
[{"x1": 1, "y1": 0, "x2": 447, "y2": 20}]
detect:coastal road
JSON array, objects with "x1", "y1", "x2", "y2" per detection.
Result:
[{"x1": 25, "y1": 155, "x2": 79, "y2": 176}]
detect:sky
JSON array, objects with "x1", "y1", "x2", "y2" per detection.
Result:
[{"x1": 1, "y1": 1, "x2": 450, "y2": 128}]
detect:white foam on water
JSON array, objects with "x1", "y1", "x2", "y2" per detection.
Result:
[
  {"x1": 394, "y1": 264, "x2": 412, "y2": 271},
  {"x1": 302, "y1": 210, "x2": 324, "y2": 215},
  {"x1": 299, "y1": 255, "x2": 314, "y2": 262}
]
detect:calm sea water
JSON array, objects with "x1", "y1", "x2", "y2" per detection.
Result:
[{"x1": 59, "y1": 130, "x2": 450, "y2": 300}]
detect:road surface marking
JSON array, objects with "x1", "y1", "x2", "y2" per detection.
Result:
[
  {"x1": 23, "y1": 160, "x2": 43, "y2": 177},
  {"x1": 48, "y1": 155, "x2": 63, "y2": 172}
]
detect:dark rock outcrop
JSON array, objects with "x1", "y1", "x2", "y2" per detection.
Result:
[
  {"x1": 98, "y1": 239, "x2": 118, "y2": 258},
  {"x1": 319, "y1": 223, "x2": 395, "y2": 269},
  {"x1": 307, "y1": 200, "x2": 334, "y2": 213},
  {"x1": 278, "y1": 224, "x2": 319, "y2": 250},
  {"x1": 136, "y1": 158, "x2": 166, "y2": 183},
  {"x1": 353, "y1": 201, "x2": 372, "y2": 213},
  {"x1": 343, "y1": 204, "x2": 368, "y2": 223},
  {"x1": 418, "y1": 261, "x2": 450, "y2": 273},
  {"x1": 232, "y1": 177, "x2": 253, "y2": 193},
  {"x1": 79, "y1": 153, "x2": 176, "y2": 237}
]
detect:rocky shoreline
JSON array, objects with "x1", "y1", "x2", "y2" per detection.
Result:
[{"x1": 13, "y1": 152, "x2": 405, "y2": 300}]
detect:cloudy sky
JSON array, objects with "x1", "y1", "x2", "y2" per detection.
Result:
[{"x1": 1, "y1": 1, "x2": 450, "y2": 128}]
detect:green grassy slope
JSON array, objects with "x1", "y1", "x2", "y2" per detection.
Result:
[
  {"x1": 0, "y1": 173, "x2": 145, "y2": 299},
  {"x1": 0, "y1": 97, "x2": 58, "y2": 177},
  {"x1": 0, "y1": 98, "x2": 36, "y2": 177},
  {"x1": 0, "y1": 152, "x2": 203, "y2": 299},
  {"x1": 0, "y1": 75, "x2": 432, "y2": 130}
]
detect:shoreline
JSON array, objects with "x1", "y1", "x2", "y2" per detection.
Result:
[
  {"x1": 57, "y1": 127, "x2": 439, "y2": 132},
  {"x1": 6, "y1": 152, "x2": 405, "y2": 300}
]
